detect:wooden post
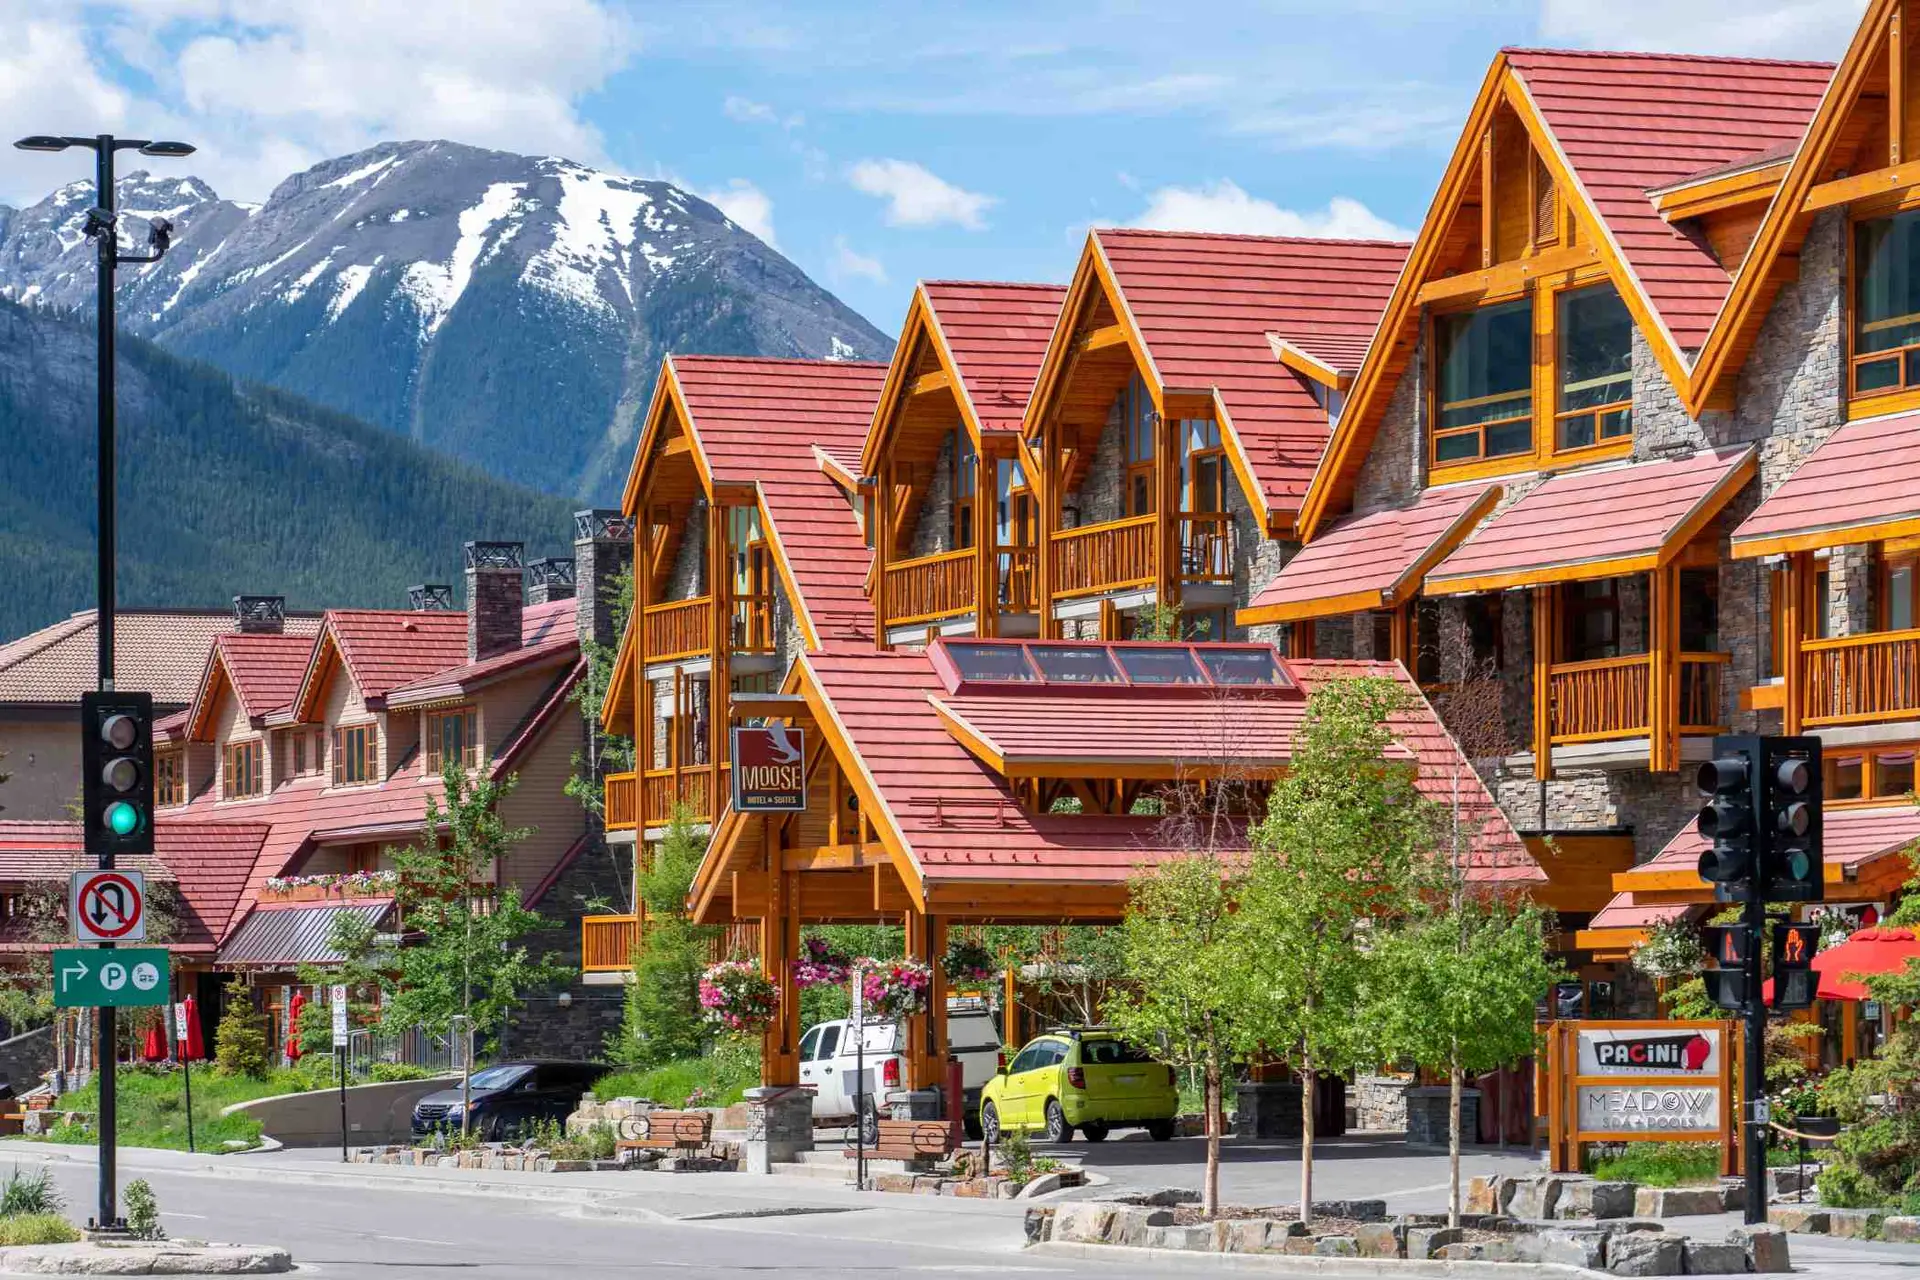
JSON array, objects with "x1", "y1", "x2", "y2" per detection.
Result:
[
  {"x1": 1002, "y1": 949, "x2": 1019, "y2": 1051},
  {"x1": 1037, "y1": 424, "x2": 1059, "y2": 639},
  {"x1": 875, "y1": 461, "x2": 892, "y2": 650},
  {"x1": 1782, "y1": 553, "x2": 1808, "y2": 734},
  {"x1": 928, "y1": 916, "x2": 950, "y2": 1101},
  {"x1": 710, "y1": 500, "x2": 730, "y2": 793},
  {"x1": 1894, "y1": 5, "x2": 1907, "y2": 168},
  {"x1": 1291, "y1": 619, "x2": 1315, "y2": 660},
  {"x1": 903, "y1": 909, "x2": 935, "y2": 1091},
  {"x1": 1480, "y1": 125, "x2": 1496, "y2": 269},
  {"x1": 1532, "y1": 586, "x2": 1557, "y2": 781},
  {"x1": 1648, "y1": 566, "x2": 1679, "y2": 774},
  {"x1": 1388, "y1": 602, "x2": 1413, "y2": 671},
  {"x1": 759, "y1": 820, "x2": 800, "y2": 1086},
  {"x1": 636, "y1": 511, "x2": 654, "y2": 831},
  {"x1": 975, "y1": 442, "x2": 995, "y2": 637},
  {"x1": 1154, "y1": 401, "x2": 1178, "y2": 619}
]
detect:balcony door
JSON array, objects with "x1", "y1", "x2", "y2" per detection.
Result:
[{"x1": 996, "y1": 459, "x2": 1037, "y2": 611}]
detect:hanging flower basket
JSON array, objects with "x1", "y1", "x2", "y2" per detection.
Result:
[
  {"x1": 699, "y1": 961, "x2": 778, "y2": 1032},
  {"x1": 792, "y1": 936, "x2": 852, "y2": 990},
  {"x1": 941, "y1": 937, "x2": 997, "y2": 985},
  {"x1": 860, "y1": 959, "x2": 933, "y2": 1022}
]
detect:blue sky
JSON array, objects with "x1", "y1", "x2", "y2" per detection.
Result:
[{"x1": 0, "y1": 1, "x2": 1867, "y2": 333}]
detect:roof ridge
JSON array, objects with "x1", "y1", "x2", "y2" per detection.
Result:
[
  {"x1": 674, "y1": 354, "x2": 890, "y2": 370},
  {"x1": 1502, "y1": 44, "x2": 1836, "y2": 71},
  {"x1": 921, "y1": 279, "x2": 1067, "y2": 292},
  {"x1": 1097, "y1": 227, "x2": 1414, "y2": 249}
]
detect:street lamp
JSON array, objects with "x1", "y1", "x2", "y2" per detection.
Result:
[{"x1": 13, "y1": 131, "x2": 194, "y2": 1237}]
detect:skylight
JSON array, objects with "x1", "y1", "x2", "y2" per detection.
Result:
[{"x1": 933, "y1": 639, "x2": 1296, "y2": 694}]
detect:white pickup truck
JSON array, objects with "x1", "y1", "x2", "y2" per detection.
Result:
[{"x1": 797, "y1": 1001, "x2": 1002, "y2": 1141}]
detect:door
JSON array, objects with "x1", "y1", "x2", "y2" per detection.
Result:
[
  {"x1": 1001, "y1": 1038, "x2": 1064, "y2": 1131},
  {"x1": 797, "y1": 1026, "x2": 824, "y2": 1115},
  {"x1": 808, "y1": 1023, "x2": 846, "y2": 1116}
]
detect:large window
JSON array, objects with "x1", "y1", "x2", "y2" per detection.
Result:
[
  {"x1": 1433, "y1": 298, "x2": 1533, "y2": 465},
  {"x1": 155, "y1": 751, "x2": 185, "y2": 807},
  {"x1": 223, "y1": 739, "x2": 263, "y2": 800},
  {"x1": 1556, "y1": 285, "x2": 1633, "y2": 450},
  {"x1": 426, "y1": 707, "x2": 478, "y2": 773},
  {"x1": 1122, "y1": 375, "x2": 1155, "y2": 517},
  {"x1": 332, "y1": 724, "x2": 379, "y2": 787},
  {"x1": 951, "y1": 430, "x2": 977, "y2": 549},
  {"x1": 1826, "y1": 744, "x2": 1916, "y2": 804},
  {"x1": 1561, "y1": 579, "x2": 1621, "y2": 662},
  {"x1": 1853, "y1": 210, "x2": 1920, "y2": 399}
]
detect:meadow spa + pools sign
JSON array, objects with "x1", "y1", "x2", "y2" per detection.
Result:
[{"x1": 1545, "y1": 1020, "x2": 1738, "y2": 1173}]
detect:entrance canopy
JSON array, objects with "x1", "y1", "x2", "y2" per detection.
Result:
[
  {"x1": 1731, "y1": 410, "x2": 1920, "y2": 557},
  {"x1": 1766, "y1": 927, "x2": 1920, "y2": 1002}
]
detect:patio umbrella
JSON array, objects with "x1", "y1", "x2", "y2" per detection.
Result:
[
  {"x1": 141, "y1": 1016, "x2": 165, "y2": 1063},
  {"x1": 179, "y1": 993, "x2": 206, "y2": 1061},
  {"x1": 1763, "y1": 927, "x2": 1920, "y2": 1002},
  {"x1": 286, "y1": 990, "x2": 306, "y2": 1062}
]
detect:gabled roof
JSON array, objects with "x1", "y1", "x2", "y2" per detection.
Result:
[
  {"x1": 670, "y1": 356, "x2": 888, "y2": 647},
  {"x1": 187, "y1": 632, "x2": 317, "y2": 738},
  {"x1": 385, "y1": 637, "x2": 576, "y2": 707},
  {"x1": 290, "y1": 609, "x2": 468, "y2": 720},
  {"x1": 219, "y1": 899, "x2": 393, "y2": 968},
  {"x1": 0, "y1": 610, "x2": 320, "y2": 708}
]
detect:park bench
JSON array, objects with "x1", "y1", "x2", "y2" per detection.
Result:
[
  {"x1": 615, "y1": 1109, "x2": 712, "y2": 1153},
  {"x1": 842, "y1": 1119, "x2": 954, "y2": 1164}
]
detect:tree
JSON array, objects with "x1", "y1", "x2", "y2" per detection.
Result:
[
  {"x1": 982, "y1": 925, "x2": 1125, "y2": 1029},
  {"x1": 612, "y1": 808, "x2": 721, "y2": 1067},
  {"x1": 380, "y1": 764, "x2": 570, "y2": 1128},
  {"x1": 1236, "y1": 676, "x2": 1441, "y2": 1227},
  {"x1": 213, "y1": 976, "x2": 269, "y2": 1079},
  {"x1": 566, "y1": 564, "x2": 636, "y2": 915},
  {"x1": 1104, "y1": 853, "x2": 1249, "y2": 1219}
]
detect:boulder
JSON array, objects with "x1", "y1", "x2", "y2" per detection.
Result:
[
  {"x1": 1143, "y1": 1225, "x2": 1212, "y2": 1251},
  {"x1": 1281, "y1": 1236, "x2": 1320, "y2": 1256},
  {"x1": 875, "y1": 1174, "x2": 915, "y2": 1194},
  {"x1": 1464, "y1": 1175, "x2": 1507, "y2": 1215},
  {"x1": 1606, "y1": 1230, "x2": 1684, "y2": 1276},
  {"x1": 1438, "y1": 1240, "x2": 1518, "y2": 1262},
  {"x1": 1632, "y1": 1186, "x2": 1726, "y2": 1218},
  {"x1": 1767, "y1": 1165, "x2": 1818, "y2": 1198},
  {"x1": 1051, "y1": 1202, "x2": 1118, "y2": 1244},
  {"x1": 1311, "y1": 1198, "x2": 1386, "y2": 1223},
  {"x1": 1022, "y1": 1208, "x2": 1052, "y2": 1245},
  {"x1": 1112, "y1": 1207, "x2": 1175, "y2": 1247},
  {"x1": 1560, "y1": 1180, "x2": 1638, "y2": 1220},
  {"x1": 1880, "y1": 1216, "x2": 1920, "y2": 1243},
  {"x1": 1216, "y1": 1220, "x2": 1284, "y2": 1254},
  {"x1": 1827, "y1": 1208, "x2": 1888, "y2": 1239},
  {"x1": 1770, "y1": 1206, "x2": 1828, "y2": 1233},
  {"x1": 1406, "y1": 1226, "x2": 1463, "y2": 1258},
  {"x1": 1119, "y1": 1186, "x2": 1202, "y2": 1207},
  {"x1": 1509, "y1": 1176, "x2": 1571, "y2": 1221},
  {"x1": 1529, "y1": 1228, "x2": 1607, "y2": 1270},
  {"x1": 1683, "y1": 1241, "x2": 1752, "y2": 1275},
  {"x1": 1312, "y1": 1236, "x2": 1359, "y2": 1257},
  {"x1": 1354, "y1": 1222, "x2": 1404, "y2": 1259},
  {"x1": 1726, "y1": 1224, "x2": 1791, "y2": 1274}
]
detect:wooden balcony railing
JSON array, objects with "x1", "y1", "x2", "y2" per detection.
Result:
[
  {"x1": 1178, "y1": 513, "x2": 1235, "y2": 584},
  {"x1": 641, "y1": 765, "x2": 728, "y2": 827},
  {"x1": 604, "y1": 771, "x2": 637, "y2": 832},
  {"x1": 884, "y1": 547, "x2": 977, "y2": 626},
  {"x1": 730, "y1": 595, "x2": 775, "y2": 652},
  {"x1": 1802, "y1": 627, "x2": 1920, "y2": 726},
  {"x1": 998, "y1": 547, "x2": 1038, "y2": 613},
  {"x1": 1050, "y1": 514, "x2": 1156, "y2": 600},
  {"x1": 1549, "y1": 652, "x2": 1730, "y2": 744},
  {"x1": 582, "y1": 914, "x2": 639, "y2": 972},
  {"x1": 643, "y1": 596, "x2": 711, "y2": 663}
]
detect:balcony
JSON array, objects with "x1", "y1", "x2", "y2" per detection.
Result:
[
  {"x1": 605, "y1": 771, "x2": 637, "y2": 832},
  {"x1": 998, "y1": 547, "x2": 1038, "y2": 613},
  {"x1": 643, "y1": 596, "x2": 711, "y2": 663},
  {"x1": 884, "y1": 548, "x2": 977, "y2": 626},
  {"x1": 582, "y1": 914, "x2": 638, "y2": 972},
  {"x1": 1178, "y1": 513, "x2": 1235, "y2": 585},
  {"x1": 1051, "y1": 514, "x2": 1156, "y2": 600},
  {"x1": 1802, "y1": 628, "x2": 1920, "y2": 726},
  {"x1": 730, "y1": 595, "x2": 775, "y2": 653},
  {"x1": 641, "y1": 764, "x2": 729, "y2": 828},
  {"x1": 1547, "y1": 652, "x2": 1729, "y2": 744}
]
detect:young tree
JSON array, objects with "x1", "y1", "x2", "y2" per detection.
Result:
[
  {"x1": 1104, "y1": 852, "x2": 1249, "y2": 1219},
  {"x1": 1236, "y1": 676, "x2": 1442, "y2": 1227},
  {"x1": 613, "y1": 808, "x2": 721, "y2": 1067},
  {"x1": 213, "y1": 975, "x2": 269, "y2": 1078}
]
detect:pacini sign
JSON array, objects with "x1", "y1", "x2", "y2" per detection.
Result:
[
  {"x1": 732, "y1": 726, "x2": 806, "y2": 812},
  {"x1": 1578, "y1": 1028, "x2": 1720, "y2": 1076}
]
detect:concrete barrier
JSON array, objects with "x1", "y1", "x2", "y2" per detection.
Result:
[{"x1": 223, "y1": 1076, "x2": 459, "y2": 1148}]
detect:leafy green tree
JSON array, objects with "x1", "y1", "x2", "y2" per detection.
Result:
[
  {"x1": 983, "y1": 925, "x2": 1126, "y2": 1030},
  {"x1": 295, "y1": 911, "x2": 388, "y2": 1061},
  {"x1": 1104, "y1": 853, "x2": 1249, "y2": 1218},
  {"x1": 213, "y1": 976, "x2": 269, "y2": 1079},
  {"x1": 613, "y1": 809, "x2": 722, "y2": 1067},
  {"x1": 1236, "y1": 676, "x2": 1441, "y2": 1227}
]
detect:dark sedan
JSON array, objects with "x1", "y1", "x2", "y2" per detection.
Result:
[{"x1": 411, "y1": 1060, "x2": 608, "y2": 1141}]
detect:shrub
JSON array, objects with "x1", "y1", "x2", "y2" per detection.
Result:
[
  {"x1": 213, "y1": 978, "x2": 268, "y2": 1079},
  {"x1": 0, "y1": 1165, "x2": 60, "y2": 1217},
  {"x1": 368, "y1": 1063, "x2": 436, "y2": 1083},
  {"x1": 1586, "y1": 1142, "x2": 1722, "y2": 1187},
  {"x1": 123, "y1": 1179, "x2": 162, "y2": 1240},
  {"x1": 0, "y1": 1215, "x2": 79, "y2": 1245}
]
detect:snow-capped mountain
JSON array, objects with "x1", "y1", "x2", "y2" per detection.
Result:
[{"x1": 0, "y1": 141, "x2": 893, "y2": 499}]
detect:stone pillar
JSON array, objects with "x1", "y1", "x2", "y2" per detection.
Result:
[
  {"x1": 574, "y1": 509, "x2": 636, "y2": 652},
  {"x1": 743, "y1": 1085, "x2": 814, "y2": 1174},
  {"x1": 1404, "y1": 1084, "x2": 1479, "y2": 1150},
  {"x1": 1828, "y1": 544, "x2": 1875, "y2": 637},
  {"x1": 526, "y1": 557, "x2": 575, "y2": 606},
  {"x1": 464, "y1": 541, "x2": 524, "y2": 662},
  {"x1": 1234, "y1": 1081, "x2": 1302, "y2": 1140}
]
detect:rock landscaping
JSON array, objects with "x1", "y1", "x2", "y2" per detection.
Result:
[{"x1": 348, "y1": 1139, "x2": 741, "y2": 1173}]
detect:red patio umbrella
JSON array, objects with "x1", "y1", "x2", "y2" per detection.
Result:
[
  {"x1": 1764, "y1": 927, "x2": 1920, "y2": 1002},
  {"x1": 179, "y1": 993, "x2": 206, "y2": 1061},
  {"x1": 285, "y1": 990, "x2": 306, "y2": 1062},
  {"x1": 141, "y1": 1016, "x2": 165, "y2": 1063}
]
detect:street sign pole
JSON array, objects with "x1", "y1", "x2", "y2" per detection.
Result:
[
  {"x1": 174, "y1": 1003, "x2": 194, "y2": 1155},
  {"x1": 93, "y1": 135, "x2": 120, "y2": 1238},
  {"x1": 333, "y1": 986, "x2": 350, "y2": 1163},
  {"x1": 850, "y1": 965, "x2": 866, "y2": 1192},
  {"x1": 1741, "y1": 875, "x2": 1766, "y2": 1225}
]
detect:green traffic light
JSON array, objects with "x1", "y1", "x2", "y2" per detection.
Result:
[
  {"x1": 1787, "y1": 850, "x2": 1810, "y2": 881},
  {"x1": 103, "y1": 802, "x2": 142, "y2": 837}
]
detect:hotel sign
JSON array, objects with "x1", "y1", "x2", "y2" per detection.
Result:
[
  {"x1": 732, "y1": 726, "x2": 807, "y2": 812},
  {"x1": 1547, "y1": 1020, "x2": 1738, "y2": 1175}
]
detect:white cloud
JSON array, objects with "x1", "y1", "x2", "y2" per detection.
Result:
[
  {"x1": 846, "y1": 158, "x2": 995, "y2": 230},
  {"x1": 1130, "y1": 181, "x2": 1413, "y2": 240},
  {"x1": 830, "y1": 235, "x2": 886, "y2": 285},
  {"x1": 722, "y1": 95, "x2": 801, "y2": 129},
  {"x1": 1538, "y1": 0, "x2": 1865, "y2": 59},
  {"x1": 697, "y1": 178, "x2": 776, "y2": 246}
]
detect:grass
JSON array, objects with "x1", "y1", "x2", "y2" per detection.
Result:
[
  {"x1": 37, "y1": 1064, "x2": 334, "y2": 1153},
  {"x1": 590, "y1": 1053, "x2": 760, "y2": 1108},
  {"x1": 0, "y1": 1215, "x2": 80, "y2": 1245},
  {"x1": 1585, "y1": 1141, "x2": 1723, "y2": 1187}
]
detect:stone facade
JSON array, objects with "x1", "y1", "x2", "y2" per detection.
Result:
[
  {"x1": 665, "y1": 500, "x2": 707, "y2": 601},
  {"x1": 906, "y1": 431, "x2": 960, "y2": 559},
  {"x1": 1353, "y1": 1073, "x2": 1412, "y2": 1131},
  {"x1": 1404, "y1": 1085, "x2": 1478, "y2": 1150},
  {"x1": 500, "y1": 840, "x2": 629, "y2": 1062},
  {"x1": 1352, "y1": 334, "x2": 1425, "y2": 515}
]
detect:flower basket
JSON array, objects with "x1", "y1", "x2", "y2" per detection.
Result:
[
  {"x1": 699, "y1": 961, "x2": 778, "y2": 1032},
  {"x1": 941, "y1": 937, "x2": 997, "y2": 986},
  {"x1": 860, "y1": 959, "x2": 932, "y2": 1022},
  {"x1": 792, "y1": 936, "x2": 852, "y2": 990}
]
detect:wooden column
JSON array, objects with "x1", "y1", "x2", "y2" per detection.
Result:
[
  {"x1": 759, "y1": 821, "x2": 800, "y2": 1086},
  {"x1": 975, "y1": 442, "x2": 995, "y2": 638},
  {"x1": 1291, "y1": 619, "x2": 1315, "y2": 660},
  {"x1": 1649, "y1": 566, "x2": 1680, "y2": 774},
  {"x1": 636, "y1": 513, "x2": 654, "y2": 832},
  {"x1": 874, "y1": 462, "x2": 893, "y2": 650},
  {"x1": 903, "y1": 909, "x2": 938, "y2": 1090},
  {"x1": 1154, "y1": 402, "x2": 1179, "y2": 617},
  {"x1": 1037, "y1": 425, "x2": 1060, "y2": 639},
  {"x1": 1894, "y1": 5, "x2": 1907, "y2": 168},
  {"x1": 1002, "y1": 951, "x2": 1020, "y2": 1052},
  {"x1": 1782, "y1": 553, "x2": 1810, "y2": 734},
  {"x1": 927, "y1": 916, "x2": 950, "y2": 1099},
  {"x1": 709, "y1": 500, "x2": 731, "y2": 791},
  {"x1": 1532, "y1": 586, "x2": 1557, "y2": 781},
  {"x1": 1388, "y1": 602, "x2": 1414, "y2": 671}
]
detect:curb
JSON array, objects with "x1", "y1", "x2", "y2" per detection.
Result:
[
  {"x1": 0, "y1": 1242, "x2": 291, "y2": 1276},
  {"x1": 1027, "y1": 1241, "x2": 1609, "y2": 1278}
]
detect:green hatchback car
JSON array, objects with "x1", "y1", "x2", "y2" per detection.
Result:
[{"x1": 979, "y1": 1029, "x2": 1178, "y2": 1143}]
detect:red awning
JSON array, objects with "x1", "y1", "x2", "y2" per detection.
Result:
[
  {"x1": 1425, "y1": 446, "x2": 1754, "y2": 596},
  {"x1": 1732, "y1": 410, "x2": 1920, "y2": 557},
  {"x1": 1239, "y1": 483, "x2": 1498, "y2": 625}
]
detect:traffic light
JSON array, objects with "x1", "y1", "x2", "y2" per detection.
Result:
[
  {"x1": 1701, "y1": 923, "x2": 1753, "y2": 968},
  {"x1": 1696, "y1": 736, "x2": 1759, "y2": 893},
  {"x1": 1770, "y1": 921, "x2": 1821, "y2": 1010},
  {"x1": 1704, "y1": 969, "x2": 1748, "y2": 1010},
  {"x1": 1760, "y1": 736, "x2": 1823, "y2": 902},
  {"x1": 80, "y1": 692, "x2": 153, "y2": 856}
]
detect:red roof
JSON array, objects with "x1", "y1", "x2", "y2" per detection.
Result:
[
  {"x1": 1732, "y1": 410, "x2": 1920, "y2": 555},
  {"x1": 307, "y1": 609, "x2": 469, "y2": 710},
  {"x1": 1095, "y1": 230, "x2": 1409, "y2": 514},
  {"x1": 922, "y1": 281, "x2": 1068, "y2": 435},
  {"x1": 195, "y1": 633, "x2": 315, "y2": 733},
  {"x1": 1245, "y1": 483, "x2": 1497, "y2": 622},
  {"x1": 1588, "y1": 896, "x2": 1689, "y2": 931},
  {"x1": 1643, "y1": 803, "x2": 1920, "y2": 882},
  {"x1": 521, "y1": 599, "x2": 577, "y2": 647},
  {"x1": 1426, "y1": 446, "x2": 1753, "y2": 595},
  {"x1": 386, "y1": 637, "x2": 576, "y2": 706},
  {"x1": 1504, "y1": 49, "x2": 1832, "y2": 353},
  {"x1": 672, "y1": 357, "x2": 888, "y2": 645},
  {"x1": 932, "y1": 690, "x2": 1344, "y2": 772}
]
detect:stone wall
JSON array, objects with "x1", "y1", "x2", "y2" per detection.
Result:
[
  {"x1": 666, "y1": 500, "x2": 707, "y2": 600},
  {"x1": 1733, "y1": 209, "x2": 1846, "y2": 486},
  {"x1": 1073, "y1": 403, "x2": 1126, "y2": 528},
  {"x1": 1353, "y1": 1073, "x2": 1412, "y2": 1132},
  {"x1": 1352, "y1": 334, "x2": 1426, "y2": 515},
  {"x1": 907, "y1": 432, "x2": 959, "y2": 559},
  {"x1": 500, "y1": 840, "x2": 630, "y2": 1062},
  {"x1": 1829, "y1": 544, "x2": 1876, "y2": 637}
]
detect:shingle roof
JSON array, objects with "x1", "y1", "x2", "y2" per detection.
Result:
[
  {"x1": 1095, "y1": 230, "x2": 1409, "y2": 515},
  {"x1": 386, "y1": 637, "x2": 576, "y2": 706},
  {"x1": 194, "y1": 632, "x2": 316, "y2": 733},
  {"x1": 1505, "y1": 48, "x2": 1832, "y2": 354},
  {"x1": 0, "y1": 611, "x2": 319, "y2": 707},
  {"x1": 316, "y1": 610, "x2": 470, "y2": 706},
  {"x1": 1731, "y1": 410, "x2": 1920, "y2": 555},
  {"x1": 1425, "y1": 446, "x2": 1753, "y2": 595},
  {"x1": 931, "y1": 689, "x2": 1332, "y2": 772},
  {"x1": 671, "y1": 357, "x2": 888, "y2": 646},
  {"x1": 922, "y1": 281, "x2": 1068, "y2": 435},
  {"x1": 521, "y1": 599, "x2": 577, "y2": 647}
]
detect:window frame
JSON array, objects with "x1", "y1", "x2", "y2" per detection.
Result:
[
  {"x1": 1121, "y1": 375, "x2": 1157, "y2": 519},
  {"x1": 1429, "y1": 294, "x2": 1536, "y2": 469},
  {"x1": 222, "y1": 738, "x2": 264, "y2": 801},
  {"x1": 332, "y1": 722, "x2": 380, "y2": 788},
  {"x1": 1553, "y1": 282, "x2": 1635, "y2": 453},
  {"x1": 1823, "y1": 742, "x2": 1917, "y2": 807},
  {"x1": 425, "y1": 705, "x2": 479, "y2": 774},
  {"x1": 950, "y1": 428, "x2": 978, "y2": 550},
  {"x1": 155, "y1": 750, "x2": 186, "y2": 807},
  {"x1": 1847, "y1": 203, "x2": 1920, "y2": 412}
]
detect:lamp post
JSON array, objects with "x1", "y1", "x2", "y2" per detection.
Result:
[{"x1": 12, "y1": 133, "x2": 193, "y2": 1234}]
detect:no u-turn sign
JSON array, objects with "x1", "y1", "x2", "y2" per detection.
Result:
[{"x1": 70, "y1": 869, "x2": 146, "y2": 942}]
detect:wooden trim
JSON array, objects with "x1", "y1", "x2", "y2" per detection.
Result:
[
  {"x1": 1804, "y1": 162, "x2": 1920, "y2": 215},
  {"x1": 1271, "y1": 338, "x2": 1353, "y2": 389},
  {"x1": 1532, "y1": 585, "x2": 1557, "y2": 780},
  {"x1": 1414, "y1": 243, "x2": 1602, "y2": 307},
  {"x1": 1783, "y1": 551, "x2": 1810, "y2": 734},
  {"x1": 1212, "y1": 391, "x2": 1275, "y2": 542},
  {"x1": 1650, "y1": 161, "x2": 1791, "y2": 223},
  {"x1": 1078, "y1": 323, "x2": 1130, "y2": 354},
  {"x1": 909, "y1": 369, "x2": 952, "y2": 397},
  {"x1": 1734, "y1": 514, "x2": 1920, "y2": 559},
  {"x1": 1238, "y1": 587, "x2": 1390, "y2": 627}
]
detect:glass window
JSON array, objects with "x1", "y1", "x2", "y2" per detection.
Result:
[
  {"x1": 1853, "y1": 210, "x2": 1920, "y2": 398},
  {"x1": 816, "y1": 1024, "x2": 840, "y2": 1060},
  {"x1": 333, "y1": 724, "x2": 378, "y2": 786},
  {"x1": 1079, "y1": 1039, "x2": 1151, "y2": 1065},
  {"x1": 223, "y1": 740, "x2": 263, "y2": 799},
  {"x1": 1197, "y1": 648, "x2": 1289, "y2": 687},
  {"x1": 1008, "y1": 1044, "x2": 1046, "y2": 1074},
  {"x1": 1116, "y1": 646, "x2": 1204, "y2": 685},
  {"x1": 1562, "y1": 579, "x2": 1621, "y2": 662},
  {"x1": 1889, "y1": 559, "x2": 1916, "y2": 632},
  {"x1": 155, "y1": 751, "x2": 185, "y2": 807},
  {"x1": 1873, "y1": 749, "x2": 1914, "y2": 798},
  {"x1": 1829, "y1": 753, "x2": 1865, "y2": 801},
  {"x1": 1434, "y1": 298, "x2": 1533, "y2": 465},
  {"x1": 467, "y1": 1065, "x2": 531, "y2": 1091},
  {"x1": 1029, "y1": 644, "x2": 1123, "y2": 684},
  {"x1": 1556, "y1": 285, "x2": 1633, "y2": 450},
  {"x1": 1123, "y1": 375, "x2": 1156, "y2": 518},
  {"x1": 798, "y1": 1027, "x2": 821, "y2": 1063},
  {"x1": 1680, "y1": 569, "x2": 1720, "y2": 652},
  {"x1": 426, "y1": 707, "x2": 477, "y2": 773},
  {"x1": 946, "y1": 641, "x2": 1038, "y2": 683}
]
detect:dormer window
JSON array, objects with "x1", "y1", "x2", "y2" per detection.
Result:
[
  {"x1": 426, "y1": 707, "x2": 478, "y2": 772},
  {"x1": 1433, "y1": 298, "x2": 1533, "y2": 466},
  {"x1": 223, "y1": 739, "x2": 264, "y2": 800},
  {"x1": 156, "y1": 750, "x2": 185, "y2": 807},
  {"x1": 1555, "y1": 285, "x2": 1633, "y2": 451},
  {"x1": 333, "y1": 723, "x2": 379, "y2": 787}
]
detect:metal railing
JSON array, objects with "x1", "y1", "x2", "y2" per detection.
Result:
[{"x1": 345, "y1": 1024, "x2": 469, "y2": 1079}]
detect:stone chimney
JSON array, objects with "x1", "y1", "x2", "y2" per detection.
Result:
[
  {"x1": 409, "y1": 584, "x2": 455, "y2": 611},
  {"x1": 232, "y1": 595, "x2": 285, "y2": 634},
  {"x1": 574, "y1": 509, "x2": 635, "y2": 652},
  {"x1": 526, "y1": 557, "x2": 576, "y2": 606},
  {"x1": 464, "y1": 542, "x2": 524, "y2": 662}
]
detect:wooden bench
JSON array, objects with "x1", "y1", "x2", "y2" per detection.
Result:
[
  {"x1": 615, "y1": 1110, "x2": 712, "y2": 1152},
  {"x1": 842, "y1": 1119, "x2": 954, "y2": 1163}
]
